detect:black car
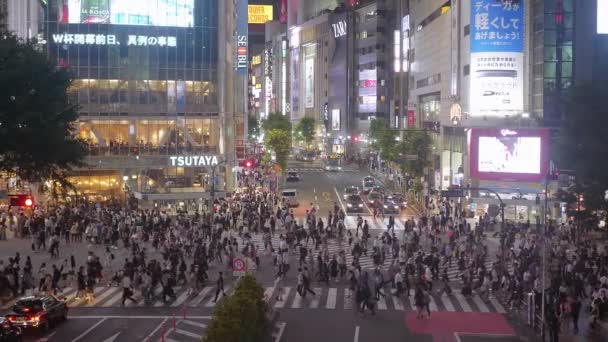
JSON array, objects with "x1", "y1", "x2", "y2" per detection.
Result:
[
  {"x1": 286, "y1": 171, "x2": 300, "y2": 182},
  {"x1": 0, "y1": 318, "x2": 21, "y2": 342},
  {"x1": 343, "y1": 186, "x2": 360, "y2": 200},
  {"x1": 5, "y1": 295, "x2": 68, "y2": 331},
  {"x1": 382, "y1": 198, "x2": 400, "y2": 214},
  {"x1": 345, "y1": 194, "x2": 364, "y2": 212}
]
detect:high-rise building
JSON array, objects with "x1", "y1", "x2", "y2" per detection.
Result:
[
  {"x1": 38, "y1": 0, "x2": 241, "y2": 209},
  {"x1": 0, "y1": 0, "x2": 42, "y2": 40}
]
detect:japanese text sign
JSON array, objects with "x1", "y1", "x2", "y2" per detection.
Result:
[{"x1": 470, "y1": 0, "x2": 524, "y2": 53}]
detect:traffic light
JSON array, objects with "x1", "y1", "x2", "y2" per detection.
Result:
[{"x1": 9, "y1": 195, "x2": 35, "y2": 208}]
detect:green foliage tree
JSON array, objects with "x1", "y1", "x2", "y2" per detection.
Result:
[
  {"x1": 0, "y1": 31, "x2": 86, "y2": 186},
  {"x1": 556, "y1": 81, "x2": 608, "y2": 220},
  {"x1": 396, "y1": 130, "x2": 432, "y2": 178},
  {"x1": 265, "y1": 129, "x2": 291, "y2": 170},
  {"x1": 262, "y1": 112, "x2": 292, "y2": 133},
  {"x1": 203, "y1": 274, "x2": 269, "y2": 342},
  {"x1": 248, "y1": 115, "x2": 260, "y2": 141},
  {"x1": 295, "y1": 117, "x2": 316, "y2": 146}
]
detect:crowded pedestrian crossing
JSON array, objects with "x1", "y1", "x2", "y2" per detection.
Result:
[
  {"x1": 265, "y1": 286, "x2": 507, "y2": 313},
  {"x1": 0, "y1": 284, "x2": 508, "y2": 314}
]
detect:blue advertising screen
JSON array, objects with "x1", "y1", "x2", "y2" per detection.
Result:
[{"x1": 470, "y1": 0, "x2": 524, "y2": 53}]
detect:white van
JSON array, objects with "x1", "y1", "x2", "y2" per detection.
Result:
[{"x1": 281, "y1": 189, "x2": 299, "y2": 207}]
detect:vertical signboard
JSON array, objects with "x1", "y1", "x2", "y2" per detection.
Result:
[
  {"x1": 470, "y1": 0, "x2": 524, "y2": 117},
  {"x1": 599, "y1": 0, "x2": 608, "y2": 34},
  {"x1": 328, "y1": 13, "x2": 348, "y2": 135},
  {"x1": 290, "y1": 47, "x2": 300, "y2": 117},
  {"x1": 236, "y1": 0, "x2": 249, "y2": 74},
  {"x1": 304, "y1": 45, "x2": 315, "y2": 108}
]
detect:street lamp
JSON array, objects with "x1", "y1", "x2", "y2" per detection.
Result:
[{"x1": 210, "y1": 159, "x2": 228, "y2": 213}]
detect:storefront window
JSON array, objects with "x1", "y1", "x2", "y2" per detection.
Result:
[{"x1": 419, "y1": 94, "x2": 440, "y2": 122}]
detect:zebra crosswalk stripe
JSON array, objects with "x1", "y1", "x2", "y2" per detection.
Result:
[
  {"x1": 103, "y1": 287, "x2": 127, "y2": 307},
  {"x1": 489, "y1": 295, "x2": 506, "y2": 314},
  {"x1": 453, "y1": 293, "x2": 472, "y2": 312},
  {"x1": 390, "y1": 295, "x2": 405, "y2": 311},
  {"x1": 472, "y1": 295, "x2": 490, "y2": 313},
  {"x1": 310, "y1": 288, "x2": 322, "y2": 309},
  {"x1": 325, "y1": 288, "x2": 337, "y2": 309},
  {"x1": 205, "y1": 286, "x2": 230, "y2": 308},
  {"x1": 291, "y1": 292, "x2": 303, "y2": 309},
  {"x1": 88, "y1": 286, "x2": 120, "y2": 306},
  {"x1": 376, "y1": 295, "x2": 387, "y2": 310},
  {"x1": 172, "y1": 289, "x2": 193, "y2": 307},
  {"x1": 274, "y1": 287, "x2": 291, "y2": 308},
  {"x1": 428, "y1": 296, "x2": 439, "y2": 311},
  {"x1": 441, "y1": 295, "x2": 456, "y2": 312},
  {"x1": 343, "y1": 289, "x2": 352, "y2": 310},
  {"x1": 190, "y1": 286, "x2": 214, "y2": 307}
]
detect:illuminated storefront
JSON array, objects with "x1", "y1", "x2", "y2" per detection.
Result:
[{"x1": 43, "y1": 0, "x2": 230, "y2": 203}]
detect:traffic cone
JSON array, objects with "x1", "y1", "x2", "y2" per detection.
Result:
[{"x1": 160, "y1": 325, "x2": 165, "y2": 342}]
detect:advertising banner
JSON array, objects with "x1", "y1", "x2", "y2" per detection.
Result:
[
  {"x1": 331, "y1": 109, "x2": 340, "y2": 131},
  {"x1": 407, "y1": 110, "x2": 416, "y2": 128},
  {"x1": 470, "y1": 0, "x2": 524, "y2": 116},
  {"x1": 57, "y1": 0, "x2": 194, "y2": 27},
  {"x1": 599, "y1": 0, "x2": 608, "y2": 34},
  {"x1": 248, "y1": 5, "x2": 273, "y2": 24},
  {"x1": 468, "y1": 128, "x2": 550, "y2": 182},
  {"x1": 304, "y1": 56, "x2": 315, "y2": 108},
  {"x1": 236, "y1": 0, "x2": 249, "y2": 74},
  {"x1": 290, "y1": 47, "x2": 300, "y2": 116},
  {"x1": 279, "y1": 0, "x2": 287, "y2": 23}
]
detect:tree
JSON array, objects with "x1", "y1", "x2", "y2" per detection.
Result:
[
  {"x1": 295, "y1": 117, "x2": 316, "y2": 146},
  {"x1": 556, "y1": 81, "x2": 608, "y2": 220},
  {"x1": 0, "y1": 32, "x2": 86, "y2": 186},
  {"x1": 262, "y1": 112, "x2": 291, "y2": 133},
  {"x1": 248, "y1": 115, "x2": 260, "y2": 142},
  {"x1": 264, "y1": 129, "x2": 291, "y2": 170},
  {"x1": 203, "y1": 274, "x2": 270, "y2": 342}
]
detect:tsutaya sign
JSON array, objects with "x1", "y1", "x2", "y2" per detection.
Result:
[{"x1": 169, "y1": 156, "x2": 219, "y2": 167}]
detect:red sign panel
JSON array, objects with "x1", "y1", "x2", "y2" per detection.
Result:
[{"x1": 407, "y1": 110, "x2": 416, "y2": 128}]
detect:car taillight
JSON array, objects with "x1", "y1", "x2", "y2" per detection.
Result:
[{"x1": 7, "y1": 316, "x2": 15, "y2": 322}]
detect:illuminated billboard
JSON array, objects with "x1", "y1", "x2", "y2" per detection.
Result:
[
  {"x1": 469, "y1": 128, "x2": 550, "y2": 182},
  {"x1": 599, "y1": 0, "x2": 608, "y2": 34},
  {"x1": 248, "y1": 5, "x2": 273, "y2": 24},
  {"x1": 470, "y1": 0, "x2": 524, "y2": 117},
  {"x1": 57, "y1": 0, "x2": 194, "y2": 27}
]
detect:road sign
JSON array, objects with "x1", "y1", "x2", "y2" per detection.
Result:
[
  {"x1": 441, "y1": 189, "x2": 463, "y2": 198},
  {"x1": 233, "y1": 257, "x2": 246, "y2": 276}
]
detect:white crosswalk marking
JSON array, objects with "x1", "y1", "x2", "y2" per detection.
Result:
[
  {"x1": 205, "y1": 286, "x2": 229, "y2": 308},
  {"x1": 428, "y1": 296, "x2": 439, "y2": 311},
  {"x1": 343, "y1": 289, "x2": 351, "y2": 310},
  {"x1": 172, "y1": 289, "x2": 193, "y2": 307},
  {"x1": 190, "y1": 286, "x2": 214, "y2": 307},
  {"x1": 472, "y1": 295, "x2": 490, "y2": 312},
  {"x1": 440, "y1": 295, "x2": 456, "y2": 312},
  {"x1": 376, "y1": 295, "x2": 387, "y2": 310},
  {"x1": 291, "y1": 292, "x2": 303, "y2": 309},
  {"x1": 453, "y1": 293, "x2": 472, "y2": 312},
  {"x1": 88, "y1": 287, "x2": 120, "y2": 306},
  {"x1": 274, "y1": 287, "x2": 291, "y2": 308},
  {"x1": 326, "y1": 288, "x2": 337, "y2": 309},
  {"x1": 489, "y1": 295, "x2": 506, "y2": 314},
  {"x1": 408, "y1": 296, "x2": 416, "y2": 310},
  {"x1": 264, "y1": 287, "x2": 275, "y2": 301},
  {"x1": 391, "y1": 296, "x2": 405, "y2": 311},
  {"x1": 103, "y1": 287, "x2": 127, "y2": 307},
  {"x1": 70, "y1": 287, "x2": 105, "y2": 307},
  {"x1": 155, "y1": 287, "x2": 182, "y2": 307},
  {"x1": 310, "y1": 288, "x2": 322, "y2": 309}
]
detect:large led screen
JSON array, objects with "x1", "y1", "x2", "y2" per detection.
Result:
[
  {"x1": 469, "y1": 128, "x2": 549, "y2": 182},
  {"x1": 57, "y1": 0, "x2": 194, "y2": 27},
  {"x1": 478, "y1": 136, "x2": 541, "y2": 174},
  {"x1": 599, "y1": 0, "x2": 608, "y2": 34}
]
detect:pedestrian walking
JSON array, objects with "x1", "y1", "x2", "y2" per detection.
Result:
[{"x1": 213, "y1": 271, "x2": 225, "y2": 302}]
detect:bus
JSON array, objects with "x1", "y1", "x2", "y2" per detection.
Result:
[{"x1": 324, "y1": 155, "x2": 342, "y2": 171}]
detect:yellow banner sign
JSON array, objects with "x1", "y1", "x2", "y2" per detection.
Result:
[{"x1": 248, "y1": 5, "x2": 273, "y2": 24}]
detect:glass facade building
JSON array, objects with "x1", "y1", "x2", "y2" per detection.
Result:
[{"x1": 43, "y1": 0, "x2": 226, "y2": 203}]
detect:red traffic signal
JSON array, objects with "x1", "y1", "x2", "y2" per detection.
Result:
[{"x1": 10, "y1": 195, "x2": 35, "y2": 208}]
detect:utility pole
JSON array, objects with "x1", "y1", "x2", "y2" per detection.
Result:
[{"x1": 210, "y1": 160, "x2": 228, "y2": 213}]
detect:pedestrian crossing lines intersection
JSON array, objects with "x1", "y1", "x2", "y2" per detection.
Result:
[{"x1": 264, "y1": 286, "x2": 507, "y2": 314}]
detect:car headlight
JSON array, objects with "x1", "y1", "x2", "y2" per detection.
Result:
[
  {"x1": 347, "y1": 203, "x2": 352, "y2": 207},
  {"x1": 338, "y1": 166, "x2": 342, "y2": 170},
  {"x1": 358, "y1": 204, "x2": 363, "y2": 207},
  {"x1": 383, "y1": 205, "x2": 388, "y2": 208}
]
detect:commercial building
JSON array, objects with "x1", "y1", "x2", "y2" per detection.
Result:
[
  {"x1": 0, "y1": 0, "x2": 42, "y2": 39},
  {"x1": 38, "y1": 0, "x2": 242, "y2": 209}
]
